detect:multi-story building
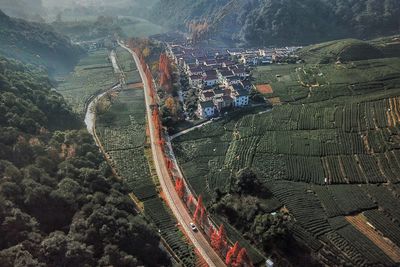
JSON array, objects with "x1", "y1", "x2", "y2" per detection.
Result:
[{"x1": 197, "y1": 100, "x2": 216, "y2": 119}]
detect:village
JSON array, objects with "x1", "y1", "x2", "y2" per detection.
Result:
[{"x1": 164, "y1": 39, "x2": 301, "y2": 120}]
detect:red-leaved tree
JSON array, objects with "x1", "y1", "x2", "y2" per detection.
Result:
[
  {"x1": 175, "y1": 177, "x2": 185, "y2": 199},
  {"x1": 226, "y1": 242, "x2": 240, "y2": 265},
  {"x1": 158, "y1": 53, "x2": 173, "y2": 92}
]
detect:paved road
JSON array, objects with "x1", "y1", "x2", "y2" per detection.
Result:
[
  {"x1": 119, "y1": 41, "x2": 226, "y2": 267},
  {"x1": 170, "y1": 120, "x2": 215, "y2": 140},
  {"x1": 85, "y1": 51, "x2": 121, "y2": 136},
  {"x1": 84, "y1": 84, "x2": 121, "y2": 136}
]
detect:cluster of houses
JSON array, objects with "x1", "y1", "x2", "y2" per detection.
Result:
[
  {"x1": 167, "y1": 44, "x2": 255, "y2": 119},
  {"x1": 227, "y1": 47, "x2": 302, "y2": 66},
  {"x1": 162, "y1": 38, "x2": 302, "y2": 119}
]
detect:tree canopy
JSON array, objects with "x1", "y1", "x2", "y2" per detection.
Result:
[
  {"x1": 0, "y1": 57, "x2": 171, "y2": 267},
  {"x1": 153, "y1": 0, "x2": 400, "y2": 46}
]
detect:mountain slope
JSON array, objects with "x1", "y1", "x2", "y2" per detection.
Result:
[
  {"x1": 152, "y1": 0, "x2": 400, "y2": 46},
  {"x1": 296, "y1": 39, "x2": 384, "y2": 64},
  {"x1": 0, "y1": 56, "x2": 171, "y2": 267},
  {"x1": 0, "y1": 10, "x2": 84, "y2": 74},
  {"x1": 0, "y1": 0, "x2": 44, "y2": 20}
]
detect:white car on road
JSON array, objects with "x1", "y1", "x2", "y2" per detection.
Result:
[{"x1": 190, "y1": 222, "x2": 198, "y2": 232}]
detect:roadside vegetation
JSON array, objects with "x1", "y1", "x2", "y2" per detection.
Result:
[
  {"x1": 96, "y1": 89, "x2": 198, "y2": 266},
  {"x1": 94, "y1": 48, "x2": 200, "y2": 266}
]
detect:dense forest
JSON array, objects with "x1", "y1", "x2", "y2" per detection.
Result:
[
  {"x1": 0, "y1": 10, "x2": 84, "y2": 74},
  {"x1": 0, "y1": 57, "x2": 170, "y2": 267},
  {"x1": 152, "y1": 0, "x2": 400, "y2": 46}
]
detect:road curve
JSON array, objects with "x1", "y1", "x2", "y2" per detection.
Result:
[{"x1": 119, "y1": 41, "x2": 226, "y2": 267}]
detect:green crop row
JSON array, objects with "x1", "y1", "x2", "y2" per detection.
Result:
[
  {"x1": 96, "y1": 88, "x2": 197, "y2": 266},
  {"x1": 57, "y1": 49, "x2": 117, "y2": 115},
  {"x1": 172, "y1": 56, "x2": 400, "y2": 265}
]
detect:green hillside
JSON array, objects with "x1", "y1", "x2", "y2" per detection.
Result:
[
  {"x1": 152, "y1": 0, "x2": 400, "y2": 46},
  {"x1": 0, "y1": 10, "x2": 84, "y2": 74},
  {"x1": 296, "y1": 39, "x2": 384, "y2": 64},
  {"x1": 0, "y1": 56, "x2": 170, "y2": 267},
  {"x1": 295, "y1": 36, "x2": 400, "y2": 64},
  {"x1": 172, "y1": 38, "x2": 400, "y2": 265}
]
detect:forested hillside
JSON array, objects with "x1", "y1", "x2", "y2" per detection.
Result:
[
  {"x1": 0, "y1": 10, "x2": 84, "y2": 74},
  {"x1": 0, "y1": 57, "x2": 170, "y2": 266},
  {"x1": 152, "y1": 0, "x2": 400, "y2": 46}
]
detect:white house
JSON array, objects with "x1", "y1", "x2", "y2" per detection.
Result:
[
  {"x1": 224, "y1": 76, "x2": 242, "y2": 87},
  {"x1": 231, "y1": 89, "x2": 249, "y2": 107},
  {"x1": 213, "y1": 96, "x2": 233, "y2": 111},
  {"x1": 241, "y1": 80, "x2": 253, "y2": 91},
  {"x1": 198, "y1": 100, "x2": 216, "y2": 119},
  {"x1": 188, "y1": 65, "x2": 203, "y2": 76},
  {"x1": 204, "y1": 74, "x2": 219, "y2": 87},
  {"x1": 203, "y1": 59, "x2": 218, "y2": 67},
  {"x1": 189, "y1": 74, "x2": 203, "y2": 88},
  {"x1": 231, "y1": 66, "x2": 247, "y2": 78},
  {"x1": 200, "y1": 90, "x2": 215, "y2": 101}
]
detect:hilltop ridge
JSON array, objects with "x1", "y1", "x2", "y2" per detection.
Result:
[{"x1": 152, "y1": 0, "x2": 400, "y2": 46}]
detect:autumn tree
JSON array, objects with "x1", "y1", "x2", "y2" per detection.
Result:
[
  {"x1": 158, "y1": 53, "x2": 173, "y2": 93},
  {"x1": 142, "y1": 47, "x2": 151, "y2": 58},
  {"x1": 226, "y1": 241, "x2": 239, "y2": 265},
  {"x1": 211, "y1": 224, "x2": 227, "y2": 255},
  {"x1": 193, "y1": 195, "x2": 203, "y2": 224},
  {"x1": 188, "y1": 20, "x2": 210, "y2": 44},
  {"x1": 175, "y1": 178, "x2": 185, "y2": 199}
]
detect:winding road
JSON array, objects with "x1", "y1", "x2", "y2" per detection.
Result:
[
  {"x1": 85, "y1": 50, "x2": 122, "y2": 136},
  {"x1": 118, "y1": 41, "x2": 226, "y2": 267}
]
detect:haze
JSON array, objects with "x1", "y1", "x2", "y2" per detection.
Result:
[{"x1": 0, "y1": 0, "x2": 158, "y2": 21}]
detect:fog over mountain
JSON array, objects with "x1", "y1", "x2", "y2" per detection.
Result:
[
  {"x1": 42, "y1": 0, "x2": 157, "y2": 9},
  {"x1": 0, "y1": 0, "x2": 44, "y2": 20},
  {"x1": 0, "y1": 0, "x2": 158, "y2": 21}
]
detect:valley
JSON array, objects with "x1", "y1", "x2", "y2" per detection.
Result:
[{"x1": 1, "y1": 1, "x2": 400, "y2": 267}]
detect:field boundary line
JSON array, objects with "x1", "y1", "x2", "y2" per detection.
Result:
[{"x1": 346, "y1": 214, "x2": 400, "y2": 263}]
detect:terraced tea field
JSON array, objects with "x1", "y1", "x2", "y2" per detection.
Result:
[
  {"x1": 57, "y1": 49, "x2": 117, "y2": 115},
  {"x1": 172, "y1": 41, "x2": 400, "y2": 266},
  {"x1": 96, "y1": 88, "x2": 198, "y2": 266},
  {"x1": 115, "y1": 47, "x2": 142, "y2": 85}
]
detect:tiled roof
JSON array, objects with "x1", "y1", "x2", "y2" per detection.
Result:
[
  {"x1": 202, "y1": 91, "x2": 215, "y2": 98},
  {"x1": 205, "y1": 74, "x2": 218, "y2": 80},
  {"x1": 190, "y1": 74, "x2": 203, "y2": 80},
  {"x1": 200, "y1": 100, "x2": 215, "y2": 109},
  {"x1": 236, "y1": 89, "x2": 249, "y2": 97}
]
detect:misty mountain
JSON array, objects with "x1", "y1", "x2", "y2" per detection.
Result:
[
  {"x1": 42, "y1": 0, "x2": 158, "y2": 20},
  {"x1": 42, "y1": 0, "x2": 157, "y2": 9},
  {"x1": 0, "y1": 0, "x2": 44, "y2": 21},
  {"x1": 0, "y1": 10, "x2": 84, "y2": 74},
  {"x1": 152, "y1": 0, "x2": 400, "y2": 46}
]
